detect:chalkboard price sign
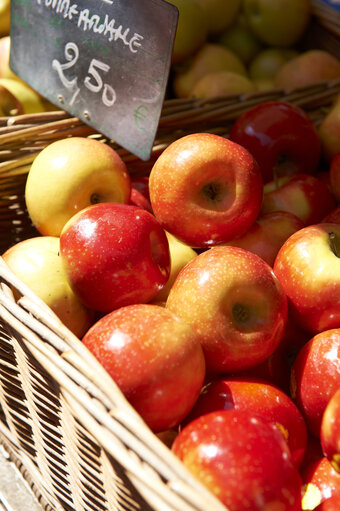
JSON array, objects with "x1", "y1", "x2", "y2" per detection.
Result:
[{"x1": 9, "y1": 0, "x2": 179, "y2": 161}]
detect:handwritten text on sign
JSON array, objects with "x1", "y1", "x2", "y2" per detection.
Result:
[{"x1": 10, "y1": 0, "x2": 178, "y2": 160}]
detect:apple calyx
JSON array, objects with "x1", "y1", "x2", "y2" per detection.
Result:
[
  {"x1": 201, "y1": 182, "x2": 225, "y2": 206},
  {"x1": 329, "y1": 231, "x2": 340, "y2": 258},
  {"x1": 90, "y1": 193, "x2": 101, "y2": 205}
]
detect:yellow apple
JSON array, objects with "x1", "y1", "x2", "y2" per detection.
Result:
[
  {"x1": 242, "y1": 0, "x2": 311, "y2": 47},
  {"x1": 249, "y1": 48, "x2": 299, "y2": 84},
  {"x1": 191, "y1": 70, "x2": 255, "y2": 98},
  {"x1": 167, "y1": 0, "x2": 208, "y2": 65},
  {"x1": 218, "y1": 14, "x2": 263, "y2": 65},
  {"x1": 275, "y1": 50, "x2": 340, "y2": 90},
  {"x1": 0, "y1": 78, "x2": 45, "y2": 113},
  {"x1": 25, "y1": 136, "x2": 131, "y2": 237},
  {"x1": 152, "y1": 231, "x2": 197, "y2": 303},
  {"x1": 0, "y1": 83, "x2": 24, "y2": 115},
  {"x1": 2, "y1": 236, "x2": 95, "y2": 338},
  {"x1": 196, "y1": 0, "x2": 241, "y2": 37},
  {"x1": 173, "y1": 43, "x2": 248, "y2": 98},
  {"x1": 0, "y1": 0, "x2": 10, "y2": 37},
  {"x1": 0, "y1": 36, "x2": 19, "y2": 81}
]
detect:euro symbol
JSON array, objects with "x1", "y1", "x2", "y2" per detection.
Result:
[{"x1": 134, "y1": 105, "x2": 149, "y2": 130}]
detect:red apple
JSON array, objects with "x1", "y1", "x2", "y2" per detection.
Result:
[
  {"x1": 261, "y1": 173, "x2": 336, "y2": 226},
  {"x1": 60, "y1": 202, "x2": 170, "y2": 312},
  {"x1": 329, "y1": 151, "x2": 340, "y2": 203},
  {"x1": 290, "y1": 329, "x2": 340, "y2": 438},
  {"x1": 323, "y1": 205, "x2": 340, "y2": 223},
  {"x1": 273, "y1": 223, "x2": 340, "y2": 334},
  {"x1": 82, "y1": 303, "x2": 206, "y2": 432},
  {"x1": 314, "y1": 496, "x2": 340, "y2": 511},
  {"x1": 301, "y1": 457, "x2": 340, "y2": 510},
  {"x1": 222, "y1": 210, "x2": 304, "y2": 266},
  {"x1": 149, "y1": 132, "x2": 263, "y2": 248},
  {"x1": 321, "y1": 388, "x2": 340, "y2": 471},
  {"x1": 172, "y1": 409, "x2": 302, "y2": 511},
  {"x1": 229, "y1": 101, "x2": 322, "y2": 183},
  {"x1": 183, "y1": 377, "x2": 308, "y2": 468},
  {"x1": 129, "y1": 176, "x2": 153, "y2": 213},
  {"x1": 166, "y1": 245, "x2": 288, "y2": 375}
]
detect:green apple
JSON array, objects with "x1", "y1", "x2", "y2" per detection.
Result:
[
  {"x1": 249, "y1": 48, "x2": 299, "y2": 84},
  {"x1": 0, "y1": 0, "x2": 10, "y2": 37},
  {"x1": 0, "y1": 78, "x2": 45, "y2": 113},
  {"x1": 191, "y1": 70, "x2": 255, "y2": 99},
  {"x1": 242, "y1": 0, "x2": 311, "y2": 47},
  {"x1": 218, "y1": 14, "x2": 263, "y2": 65},
  {"x1": 167, "y1": 0, "x2": 208, "y2": 65},
  {"x1": 173, "y1": 42, "x2": 248, "y2": 98},
  {"x1": 25, "y1": 136, "x2": 131, "y2": 237},
  {"x1": 196, "y1": 0, "x2": 241, "y2": 37},
  {"x1": 152, "y1": 231, "x2": 197, "y2": 303},
  {"x1": 2, "y1": 236, "x2": 95, "y2": 338}
]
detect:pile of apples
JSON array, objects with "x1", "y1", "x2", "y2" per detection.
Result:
[
  {"x1": 168, "y1": 0, "x2": 340, "y2": 99},
  {"x1": 3, "y1": 96, "x2": 340, "y2": 511}
]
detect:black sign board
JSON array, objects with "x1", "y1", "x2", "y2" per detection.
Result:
[{"x1": 9, "y1": 0, "x2": 178, "y2": 161}]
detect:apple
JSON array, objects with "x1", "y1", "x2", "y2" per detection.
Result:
[
  {"x1": 0, "y1": 78, "x2": 45, "y2": 114},
  {"x1": 196, "y1": 0, "x2": 241, "y2": 37},
  {"x1": 0, "y1": 36, "x2": 19, "y2": 81},
  {"x1": 166, "y1": 245, "x2": 287, "y2": 375},
  {"x1": 290, "y1": 329, "x2": 340, "y2": 438},
  {"x1": 0, "y1": 83, "x2": 24, "y2": 116},
  {"x1": 320, "y1": 388, "x2": 340, "y2": 472},
  {"x1": 242, "y1": 0, "x2": 311, "y2": 47},
  {"x1": 301, "y1": 457, "x2": 340, "y2": 510},
  {"x1": 184, "y1": 377, "x2": 308, "y2": 468},
  {"x1": 129, "y1": 176, "x2": 153, "y2": 213},
  {"x1": 273, "y1": 223, "x2": 340, "y2": 334},
  {"x1": 172, "y1": 409, "x2": 303, "y2": 511},
  {"x1": 323, "y1": 205, "x2": 340, "y2": 224},
  {"x1": 190, "y1": 70, "x2": 255, "y2": 99},
  {"x1": 151, "y1": 231, "x2": 197, "y2": 303},
  {"x1": 319, "y1": 96, "x2": 340, "y2": 164},
  {"x1": 172, "y1": 43, "x2": 247, "y2": 99},
  {"x1": 167, "y1": 0, "x2": 207, "y2": 65},
  {"x1": 275, "y1": 50, "x2": 340, "y2": 90},
  {"x1": 218, "y1": 14, "x2": 263, "y2": 65},
  {"x1": 313, "y1": 496, "x2": 340, "y2": 511},
  {"x1": 2, "y1": 236, "x2": 95, "y2": 338},
  {"x1": 60, "y1": 202, "x2": 171, "y2": 312},
  {"x1": 249, "y1": 47, "x2": 299, "y2": 87},
  {"x1": 82, "y1": 303, "x2": 206, "y2": 432},
  {"x1": 0, "y1": 0, "x2": 10, "y2": 37},
  {"x1": 261, "y1": 173, "x2": 337, "y2": 226},
  {"x1": 149, "y1": 133, "x2": 263, "y2": 248},
  {"x1": 222, "y1": 210, "x2": 304, "y2": 267},
  {"x1": 329, "y1": 151, "x2": 340, "y2": 202},
  {"x1": 229, "y1": 100, "x2": 322, "y2": 183},
  {"x1": 25, "y1": 136, "x2": 131, "y2": 237}
]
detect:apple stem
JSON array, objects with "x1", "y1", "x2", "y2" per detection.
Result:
[{"x1": 329, "y1": 232, "x2": 340, "y2": 258}]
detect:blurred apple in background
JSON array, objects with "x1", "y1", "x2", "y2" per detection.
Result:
[
  {"x1": 172, "y1": 43, "x2": 247, "y2": 98},
  {"x1": 218, "y1": 13, "x2": 263, "y2": 65},
  {"x1": 0, "y1": 77, "x2": 45, "y2": 113},
  {"x1": 248, "y1": 47, "x2": 299, "y2": 90},
  {"x1": 323, "y1": 205, "x2": 340, "y2": 224},
  {"x1": 60, "y1": 203, "x2": 171, "y2": 312},
  {"x1": 82, "y1": 303, "x2": 206, "y2": 432},
  {"x1": 166, "y1": 245, "x2": 287, "y2": 375},
  {"x1": 222, "y1": 210, "x2": 304, "y2": 267},
  {"x1": 191, "y1": 70, "x2": 255, "y2": 98},
  {"x1": 274, "y1": 223, "x2": 340, "y2": 335},
  {"x1": 329, "y1": 151, "x2": 340, "y2": 202},
  {"x1": 275, "y1": 50, "x2": 340, "y2": 90},
  {"x1": 172, "y1": 409, "x2": 302, "y2": 511},
  {"x1": 2, "y1": 236, "x2": 95, "y2": 338},
  {"x1": 261, "y1": 173, "x2": 336, "y2": 226},
  {"x1": 319, "y1": 97, "x2": 340, "y2": 164},
  {"x1": 0, "y1": 83, "x2": 24, "y2": 116},
  {"x1": 167, "y1": 0, "x2": 207, "y2": 65},
  {"x1": 149, "y1": 133, "x2": 263, "y2": 248},
  {"x1": 25, "y1": 137, "x2": 131, "y2": 237},
  {"x1": 196, "y1": 0, "x2": 241, "y2": 37},
  {"x1": 0, "y1": 36, "x2": 20, "y2": 81},
  {"x1": 242, "y1": 0, "x2": 311, "y2": 47},
  {"x1": 0, "y1": 0, "x2": 10, "y2": 37},
  {"x1": 229, "y1": 101, "x2": 321, "y2": 183},
  {"x1": 321, "y1": 388, "x2": 340, "y2": 472}
]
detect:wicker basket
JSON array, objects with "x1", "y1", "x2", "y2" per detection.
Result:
[{"x1": 0, "y1": 1, "x2": 339, "y2": 510}]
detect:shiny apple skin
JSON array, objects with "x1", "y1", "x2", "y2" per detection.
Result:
[
  {"x1": 183, "y1": 377, "x2": 308, "y2": 468},
  {"x1": 321, "y1": 388, "x2": 340, "y2": 471},
  {"x1": 314, "y1": 496, "x2": 340, "y2": 510},
  {"x1": 301, "y1": 457, "x2": 340, "y2": 509},
  {"x1": 290, "y1": 329, "x2": 340, "y2": 439},
  {"x1": 222, "y1": 210, "x2": 304, "y2": 266},
  {"x1": 274, "y1": 223, "x2": 340, "y2": 334},
  {"x1": 261, "y1": 173, "x2": 336, "y2": 226},
  {"x1": 166, "y1": 245, "x2": 287, "y2": 375},
  {"x1": 82, "y1": 304, "x2": 206, "y2": 432},
  {"x1": 60, "y1": 203, "x2": 170, "y2": 312},
  {"x1": 149, "y1": 133, "x2": 263, "y2": 248},
  {"x1": 172, "y1": 409, "x2": 302, "y2": 511},
  {"x1": 229, "y1": 101, "x2": 321, "y2": 183}
]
